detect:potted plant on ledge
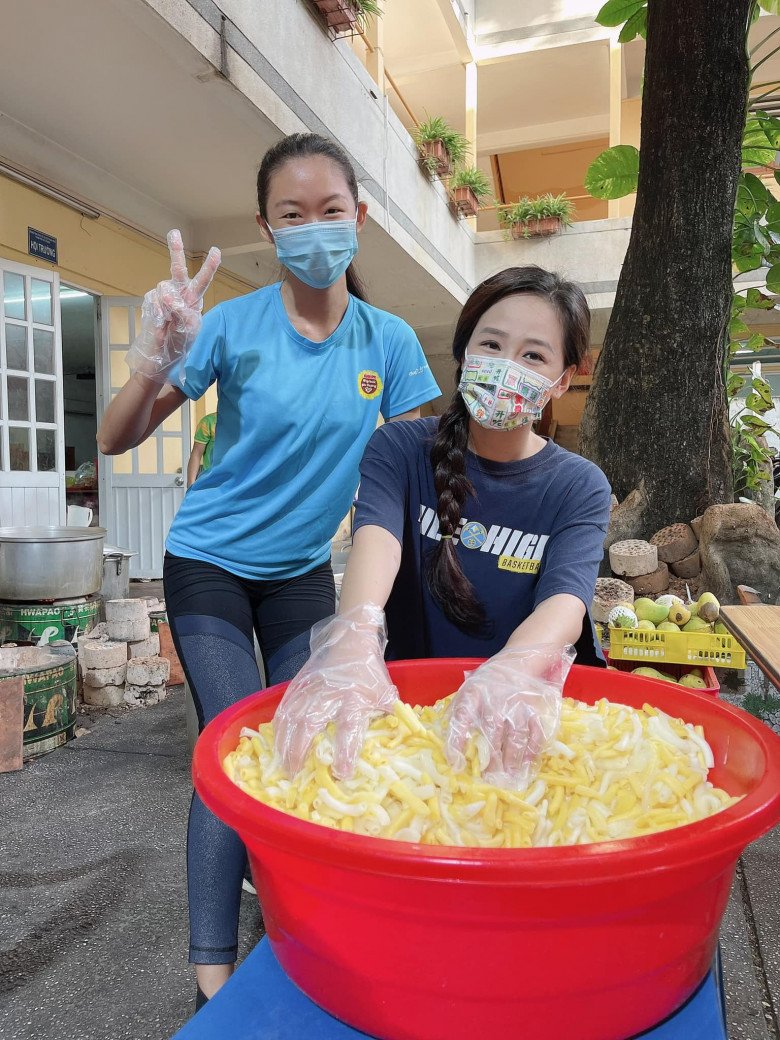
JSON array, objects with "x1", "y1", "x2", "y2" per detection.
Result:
[
  {"x1": 413, "y1": 116, "x2": 470, "y2": 178},
  {"x1": 500, "y1": 193, "x2": 575, "y2": 239},
  {"x1": 312, "y1": 0, "x2": 381, "y2": 36},
  {"x1": 448, "y1": 166, "x2": 493, "y2": 217}
]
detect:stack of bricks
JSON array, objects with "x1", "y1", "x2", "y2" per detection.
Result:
[{"x1": 79, "y1": 598, "x2": 171, "y2": 709}]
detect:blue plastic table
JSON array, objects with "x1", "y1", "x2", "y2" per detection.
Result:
[{"x1": 172, "y1": 938, "x2": 728, "y2": 1040}]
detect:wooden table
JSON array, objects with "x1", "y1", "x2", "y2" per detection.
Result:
[{"x1": 719, "y1": 605, "x2": 780, "y2": 691}]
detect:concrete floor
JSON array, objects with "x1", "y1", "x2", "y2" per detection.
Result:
[{"x1": 1, "y1": 686, "x2": 779, "y2": 1040}]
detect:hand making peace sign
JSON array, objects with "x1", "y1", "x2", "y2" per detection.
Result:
[{"x1": 127, "y1": 230, "x2": 221, "y2": 381}]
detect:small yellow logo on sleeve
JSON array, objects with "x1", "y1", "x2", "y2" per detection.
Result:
[{"x1": 358, "y1": 370, "x2": 383, "y2": 400}]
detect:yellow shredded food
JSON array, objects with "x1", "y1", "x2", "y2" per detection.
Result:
[{"x1": 223, "y1": 696, "x2": 741, "y2": 847}]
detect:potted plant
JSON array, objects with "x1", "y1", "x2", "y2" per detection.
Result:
[
  {"x1": 500, "y1": 193, "x2": 575, "y2": 239},
  {"x1": 448, "y1": 166, "x2": 493, "y2": 217},
  {"x1": 312, "y1": 0, "x2": 381, "y2": 36},
  {"x1": 413, "y1": 116, "x2": 470, "y2": 178}
]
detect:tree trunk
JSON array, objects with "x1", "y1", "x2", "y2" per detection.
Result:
[{"x1": 579, "y1": 0, "x2": 751, "y2": 536}]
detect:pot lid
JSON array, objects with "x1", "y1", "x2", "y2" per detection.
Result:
[{"x1": 0, "y1": 526, "x2": 107, "y2": 542}]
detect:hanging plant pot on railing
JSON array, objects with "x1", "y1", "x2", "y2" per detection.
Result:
[
  {"x1": 448, "y1": 166, "x2": 493, "y2": 218},
  {"x1": 500, "y1": 193, "x2": 575, "y2": 240},
  {"x1": 413, "y1": 116, "x2": 470, "y2": 180},
  {"x1": 311, "y1": 0, "x2": 381, "y2": 37}
]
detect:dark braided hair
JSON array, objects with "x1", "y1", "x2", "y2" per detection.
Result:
[
  {"x1": 256, "y1": 133, "x2": 368, "y2": 302},
  {"x1": 427, "y1": 266, "x2": 591, "y2": 634}
]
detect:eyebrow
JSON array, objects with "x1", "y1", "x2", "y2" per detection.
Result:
[
  {"x1": 477, "y1": 326, "x2": 552, "y2": 350},
  {"x1": 274, "y1": 193, "x2": 349, "y2": 208}
]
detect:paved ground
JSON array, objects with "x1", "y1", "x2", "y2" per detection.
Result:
[
  {"x1": 1, "y1": 652, "x2": 779, "y2": 1038},
  {"x1": 0, "y1": 690, "x2": 263, "y2": 1040}
]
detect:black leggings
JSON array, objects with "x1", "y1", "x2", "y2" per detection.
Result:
[{"x1": 163, "y1": 551, "x2": 335, "y2": 965}]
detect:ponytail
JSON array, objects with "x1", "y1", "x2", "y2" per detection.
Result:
[
  {"x1": 345, "y1": 263, "x2": 368, "y2": 302},
  {"x1": 425, "y1": 393, "x2": 488, "y2": 634}
]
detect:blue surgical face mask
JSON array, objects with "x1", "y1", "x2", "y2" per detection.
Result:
[{"x1": 270, "y1": 219, "x2": 358, "y2": 289}]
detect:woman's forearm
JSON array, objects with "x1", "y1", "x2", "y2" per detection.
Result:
[
  {"x1": 505, "y1": 594, "x2": 585, "y2": 652},
  {"x1": 97, "y1": 375, "x2": 185, "y2": 455},
  {"x1": 338, "y1": 525, "x2": 402, "y2": 616}
]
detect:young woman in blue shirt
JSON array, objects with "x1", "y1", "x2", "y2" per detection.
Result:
[
  {"x1": 98, "y1": 133, "x2": 440, "y2": 1003},
  {"x1": 275, "y1": 266, "x2": 611, "y2": 793}
]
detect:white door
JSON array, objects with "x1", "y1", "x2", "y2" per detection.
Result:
[
  {"x1": 0, "y1": 260, "x2": 65, "y2": 527},
  {"x1": 98, "y1": 297, "x2": 191, "y2": 578}
]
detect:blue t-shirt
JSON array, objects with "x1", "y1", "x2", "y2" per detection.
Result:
[
  {"x1": 353, "y1": 417, "x2": 611, "y2": 664},
  {"x1": 166, "y1": 284, "x2": 440, "y2": 580}
]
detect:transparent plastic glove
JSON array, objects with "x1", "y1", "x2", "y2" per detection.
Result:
[
  {"x1": 274, "y1": 605, "x2": 398, "y2": 780},
  {"x1": 445, "y1": 643, "x2": 576, "y2": 790},
  {"x1": 126, "y1": 230, "x2": 221, "y2": 382}
]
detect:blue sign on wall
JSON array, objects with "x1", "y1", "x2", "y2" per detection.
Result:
[{"x1": 28, "y1": 228, "x2": 58, "y2": 265}]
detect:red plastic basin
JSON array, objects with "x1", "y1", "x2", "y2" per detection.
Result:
[{"x1": 193, "y1": 660, "x2": 780, "y2": 1040}]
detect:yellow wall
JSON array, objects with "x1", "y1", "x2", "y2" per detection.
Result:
[
  {"x1": 617, "y1": 98, "x2": 641, "y2": 219},
  {"x1": 494, "y1": 138, "x2": 611, "y2": 224},
  {"x1": 0, "y1": 174, "x2": 249, "y2": 428}
]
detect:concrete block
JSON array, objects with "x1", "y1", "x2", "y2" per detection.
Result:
[
  {"x1": 126, "y1": 656, "x2": 170, "y2": 687},
  {"x1": 124, "y1": 683, "x2": 166, "y2": 708},
  {"x1": 128, "y1": 633, "x2": 160, "y2": 659},
  {"x1": 0, "y1": 677, "x2": 24, "y2": 773},
  {"x1": 84, "y1": 663, "x2": 127, "y2": 688},
  {"x1": 82, "y1": 684, "x2": 125, "y2": 708},
  {"x1": 105, "y1": 599, "x2": 148, "y2": 623},
  {"x1": 87, "y1": 622, "x2": 110, "y2": 640},
  {"x1": 80, "y1": 639, "x2": 128, "y2": 670},
  {"x1": 107, "y1": 618, "x2": 151, "y2": 643}
]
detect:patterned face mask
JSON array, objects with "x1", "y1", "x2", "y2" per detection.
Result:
[{"x1": 458, "y1": 353, "x2": 563, "y2": 431}]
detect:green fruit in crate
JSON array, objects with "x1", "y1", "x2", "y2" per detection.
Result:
[
  {"x1": 696, "y1": 592, "x2": 720, "y2": 624},
  {"x1": 714, "y1": 621, "x2": 728, "y2": 635},
  {"x1": 688, "y1": 602, "x2": 699, "y2": 617},
  {"x1": 679, "y1": 673, "x2": 707, "y2": 690},
  {"x1": 633, "y1": 667, "x2": 671, "y2": 681},
  {"x1": 668, "y1": 603, "x2": 691, "y2": 626},
  {"x1": 636, "y1": 620, "x2": 656, "y2": 631},
  {"x1": 657, "y1": 621, "x2": 680, "y2": 632},
  {"x1": 683, "y1": 617, "x2": 712, "y2": 633},
  {"x1": 634, "y1": 598, "x2": 669, "y2": 624},
  {"x1": 688, "y1": 667, "x2": 705, "y2": 679},
  {"x1": 607, "y1": 605, "x2": 638, "y2": 629}
]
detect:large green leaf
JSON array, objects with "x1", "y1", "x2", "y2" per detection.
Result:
[
  {"x1": 746, "y1": 393, "x2": 773, "y2": 414},
  {"x1": 729, "y1": 316, "x2": 751, "y2": 339},
  {"x1": 743, "y1": 118, "x2": 777, "y2": 167},
  {"x1": 745, "y1": 287, "x2": 776, "y2": 309},
  {"x1": 741, "y1": 414, "x2": 774, "y2": 434},
  {"x1": 618, "y1": 7, "x2": 647, "y2": 42},
  {"x1": 766, "y1": 262, "x2": 780, "y2": 293},
  {"x1": 733, "y1": 250, "x2": 766, "y2": 274},
  {"x1": 765, "y1": 201, "x2": 780, "y2": 239},
  {"x1": 758, "y1": 112, "x2": 780, "y2": 148},
  {"x1": 745, "y1": 333, "x2": 768, "y2": 352},
  {"x1": 751, "y1": 375, "x2": 774, "y2": 405},
  {"x1": 736, "y1": 173, "x2": 773, "y2": 218},
  {"x1": 731, "y1": 294, "x2": 747, "y2": 317},
  {"x1": 758, "y1": 0, "x2": 780, "y2": 14},
  {"x1": 596, "y1": 0, "x2": 646, "y2": 27},
  {"x1": 585, "y1": 146, "x2": 640, "y2": 199},
  {"x1": 728, "y1": 373, "x2": 746, "y2": 397}
]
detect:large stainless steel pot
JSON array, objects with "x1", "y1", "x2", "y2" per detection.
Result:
[{"x1": 0, "y1": 527, "x2": 106, "y2": 601}]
